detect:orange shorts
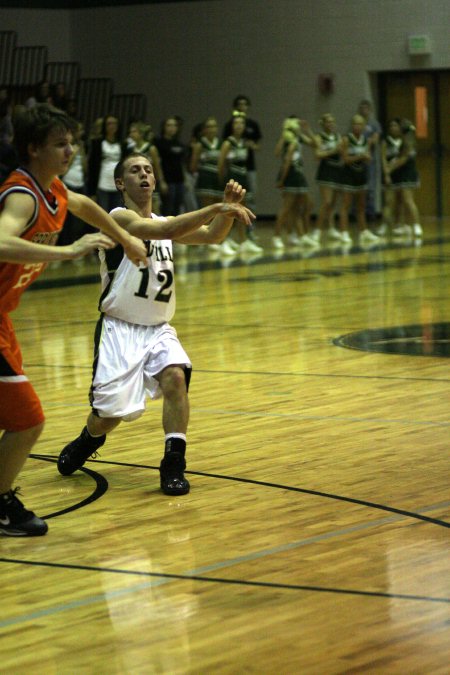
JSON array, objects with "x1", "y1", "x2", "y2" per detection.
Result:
[{"x1": 0, "y1": 314, "x2": 45, "y2": 432}]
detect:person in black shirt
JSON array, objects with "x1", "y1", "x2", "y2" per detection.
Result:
[{"x1": 154, "y1": 116, "x2": 186, "y2": 216}]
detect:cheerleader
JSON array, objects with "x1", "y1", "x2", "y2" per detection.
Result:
[
  {"x1": 272, "y1": 116, "x2": 317, "y2": 250},
  {"x1": 190, "y1": 117, "x2": 237, "y2": 255},
  {"x1": 314, "y1": 113, "x2": 342, "y2": 242},
  {"x1": 338, "y1": 114, "x2": 380, "y2": 246},
  {"x1": 382, "y1": 118, "x2": 422, "y2": 238},
  {"x1": 190, "y1": 117, "x2": 222, "y2": 206},
  {"x1": 218, "y1": 112, "x2": 262, "y2": 254}
]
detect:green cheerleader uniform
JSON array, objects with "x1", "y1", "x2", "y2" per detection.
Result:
[
  {"x1": 316, "y1": 132, "x2": 342, "y2": 188},
  {"x1": 383, "y1": 135, "x2": 402, "y2": 187},
  {"x1": 339, "y1": 133, "x2": 369, "y2": 192},
  {"x1": 390, "y1": 138, "x2": 420, "y2": 190},
  {"x1": 224, "y1": 136, "x2": 251, "y2": 197},
  {"x1": 278, "y1": 140, "x2": 309, "y2": 194},
  {"x1": 195, "y1": 137, "x2": 222, "y2": 199}
]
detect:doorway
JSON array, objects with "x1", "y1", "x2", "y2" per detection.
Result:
[{"x1": 378, "y1": 69, "x2": 450, "y2": 218}]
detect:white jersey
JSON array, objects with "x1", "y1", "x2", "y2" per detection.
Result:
[{"x1": 99, "y1": 209, "x2": 176, "y2": 326}]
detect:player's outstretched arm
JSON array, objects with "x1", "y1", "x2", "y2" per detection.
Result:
[
  {"x1": 67, "y1": 190, "x2": 148, "y2": 266},
  {"x1": 0, "y1": 192, "x2": 116, "y2": 263},
  {"x1": 175, "y1": 180, "x2": 255, "y2": 245},
  {"x1": 115, "y1": 185, "x2": 254, "y2": 242}
]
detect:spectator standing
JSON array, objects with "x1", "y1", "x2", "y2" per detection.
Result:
[
  {"x1": 358, "y1": 99, "x2": 382, "y2": 222},
  {"x1": 154, "y1": 116, "x2": 186, "y2": 217},
  {"x1": 87, "y1": 114, "x2": 127, "y2": 212},
  {"x1": 127, "y1": 120, "x2": 166, "y2": 215},
  {"x1": 60, "y1": 120, "x2": 88, "y2": 247}
]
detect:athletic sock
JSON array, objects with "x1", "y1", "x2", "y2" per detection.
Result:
[
  {"x1": 82, "y1": 426, "x2": 106, "y2": 449},
  {"x1": 164, "y1": 433, "x2": 186, "y2": 458}
]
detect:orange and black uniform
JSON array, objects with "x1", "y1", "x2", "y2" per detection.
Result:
[{"x1": 0, "y1": 168, "x2": 67, "y2": 431}]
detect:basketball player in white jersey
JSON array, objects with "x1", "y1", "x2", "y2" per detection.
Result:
[{"x1": 57, "y1": 152, "x2": 254, "y2": 495}]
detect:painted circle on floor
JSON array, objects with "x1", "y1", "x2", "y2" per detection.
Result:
[{"x1": 333, "y1": 322, "x2": 450, "y2": 357}]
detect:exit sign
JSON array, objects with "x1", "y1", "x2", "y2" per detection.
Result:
[{"x1": 407, "y1": 35, "x2": 432, "y2": 55}]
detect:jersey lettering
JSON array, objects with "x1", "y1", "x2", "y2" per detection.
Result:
[
  {"x1": 145, "y1": 241, "x2": 173, "y2": 262},
  {"x1": 31, "y1": 231, "x2": 60, "y2": 245},
  {"x1": 134, "y1": 267, "x2": 150, "y2": 298},
  {"x1": 134, "y1": 267, "x2": 173, "y2": 303},
  {"x1": 154, "y1": 270, "x2": 173, "y2": 303},
  {"x1": 12, "y1": 263, "x2": 44, "y2": 289}
]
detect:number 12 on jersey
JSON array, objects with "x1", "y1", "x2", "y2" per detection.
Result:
[{"x1": 134, "y1": 268, "x2": 173, "y2": 303}]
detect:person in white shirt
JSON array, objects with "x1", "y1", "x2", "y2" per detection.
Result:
[
  {"x1": 87, "y1": 115, "x2": 127, "y2": 212},
  {"x1": 60, "y1": 120, "x2": 88, "y2": 246}
]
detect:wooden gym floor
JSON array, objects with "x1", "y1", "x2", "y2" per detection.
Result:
[{"x1": 1, "y1": 219, "x2": 449, "y2": 674}]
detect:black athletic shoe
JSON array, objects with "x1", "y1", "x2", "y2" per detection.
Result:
[
  {"x1": 57, "y1": 426, "x2": 106, "y2": 476},
  {"x1": 160, "y1": 452, "x2": 190, "y2": 496},
  {"x1": 0, "y1": 488, "x2": 48, "y2": 537}
]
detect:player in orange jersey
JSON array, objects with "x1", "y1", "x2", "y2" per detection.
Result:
[{"x1": 0, "y1": 104, "x2": 148, "y2": 536}]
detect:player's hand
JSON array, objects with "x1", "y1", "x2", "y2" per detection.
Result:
[
  {"x1": 218, "y1": 202, "x2": 256, "y2": 226},
  {"x1": 223, "y1": 179, "x2": 246, "y2": 204},
  {"x1": 123, "y1": 234, "x2": 148, "y2": 267},
  {"x1": 69, "y1": 233, "x2": 115, "y2": 258}
]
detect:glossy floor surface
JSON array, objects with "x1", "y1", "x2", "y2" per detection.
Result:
[{"x1": 1, "y1": 220, "x2": 449, "y2": 674}]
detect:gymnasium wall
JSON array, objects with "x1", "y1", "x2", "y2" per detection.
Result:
[
  {"x1": 0, "y1": 8, "x2": 72, "y2": 61},
  {"x1": 1, "y1": 0, "x2": 449, "y2": 215}
]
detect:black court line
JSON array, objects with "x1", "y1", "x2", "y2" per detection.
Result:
[
  {"x1": 185, "y1": 470, "x2": 450, "y2": 529},
  {"x1": 20, "y1": 361, "x2": 450, "y2": 384},
  {"x1": 36, "y1": 455, "x2": 450, "y2": 530},
  {"x1": 0, "y1": 557, "x2": 448, "y2": 604},
  {"x1": 29, "y1": 454, "x2": 108, "y2": 519}
]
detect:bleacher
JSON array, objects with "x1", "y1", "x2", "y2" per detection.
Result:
[{"x1": 0, "y1": 30, "x2": 147, "y2": 131}]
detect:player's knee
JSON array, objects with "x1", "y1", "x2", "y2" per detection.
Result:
[
  {"x1": 23, "y1": 420, "x2": 44, "y2": 437},
  {"x1": 160, "y1": 366, "x2": 188, "y2": 397},
  {"x1": 10, "y1": 421, "x2": 45, "y2": 447}
]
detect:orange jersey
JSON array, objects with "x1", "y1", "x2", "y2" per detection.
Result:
[{"x1": 0, "y1": 168, "x2": 68, "y2": 314}]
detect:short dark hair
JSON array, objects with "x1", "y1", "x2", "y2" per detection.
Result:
[
  {"x1": 233, "y1": 95, "x2": 251, "y2": 107},
  {"x1": 12, "y1": 103, "x2": 76, "y2": 164},
  {"x1": 114, "y1": 151, "x2": 152, "y2": 184}
]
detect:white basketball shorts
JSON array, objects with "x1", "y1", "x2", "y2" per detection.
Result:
[{"x1": 91, "y1": 315, "x2": 191, "y2": 420}]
